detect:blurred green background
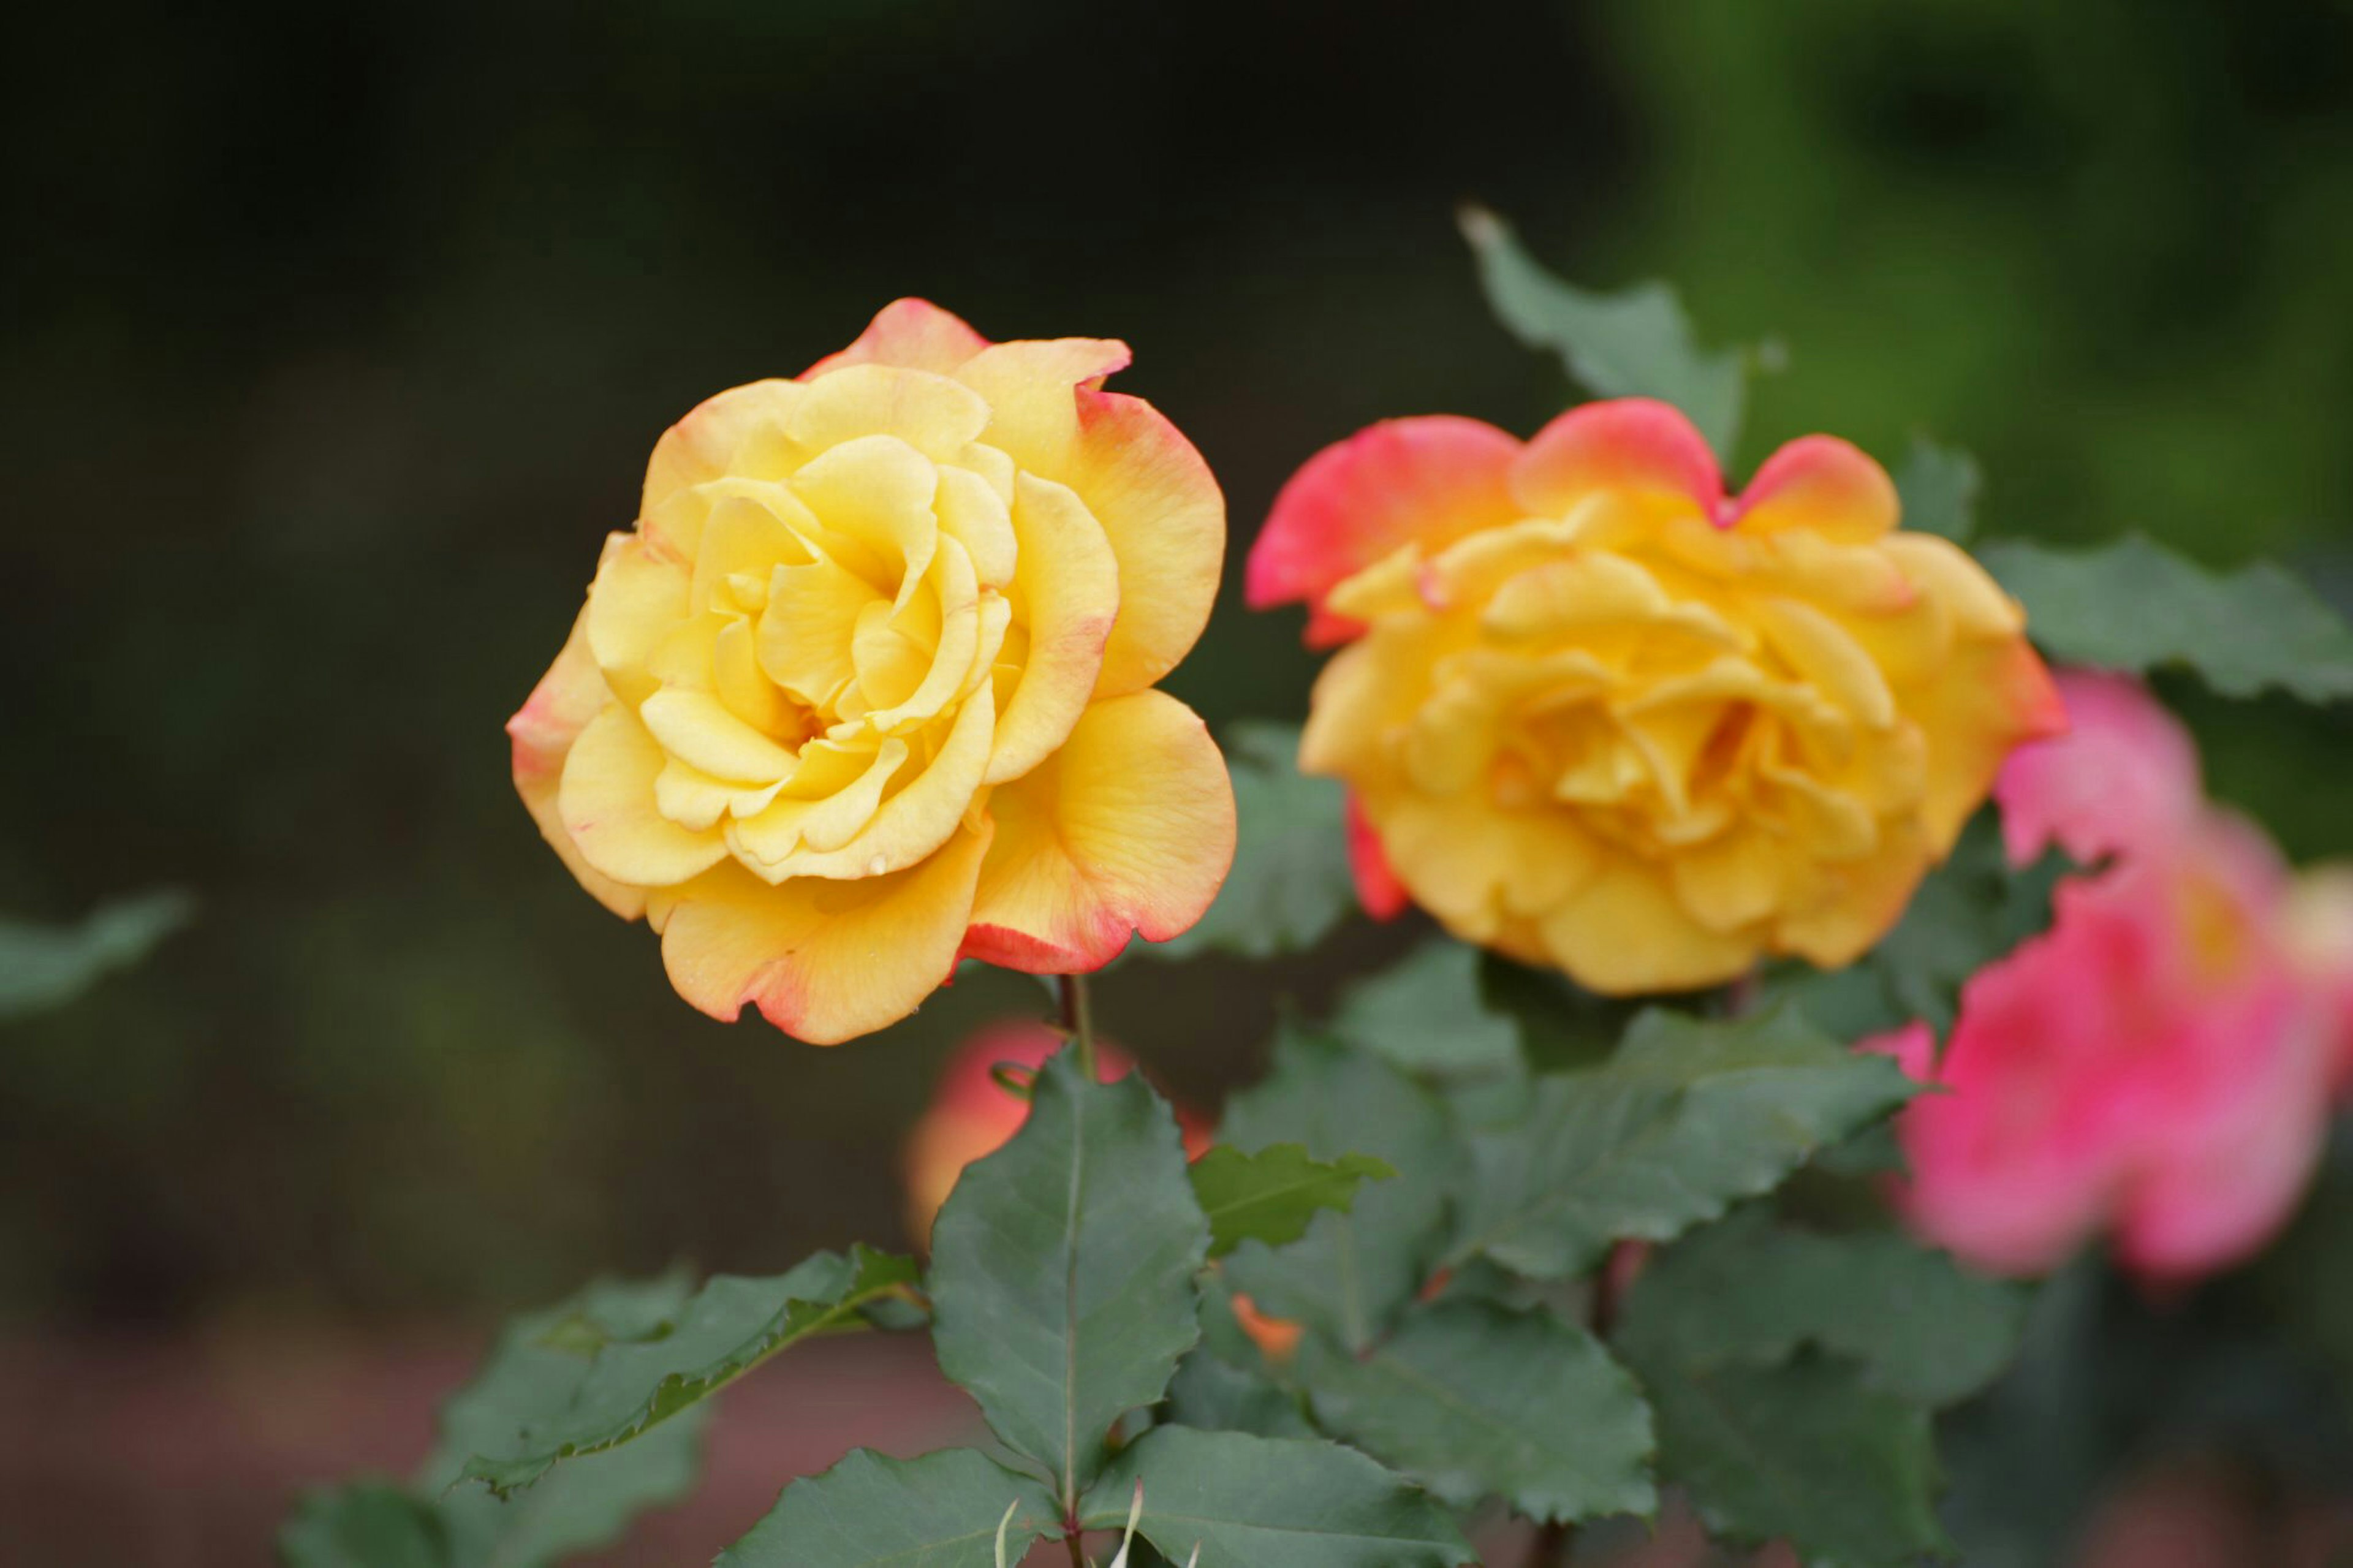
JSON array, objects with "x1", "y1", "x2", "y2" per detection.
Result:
[{"x1": 6, "y1": 0, "x2": 2351, "y2": 1335}]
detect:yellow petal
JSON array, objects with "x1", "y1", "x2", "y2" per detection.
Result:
[
  {"x1": 657, "y1": 822, "x2": 994, "y2": 1045},
  {"x1": 639, "y1": 687, "x2": 798, "y2": 782},
  {"x1": 653, "y1": 757, "x2": 741, "y2": 833},
  {"x1": 690, "y1": 494, "x2": 809, "y2": 615},
  {"x1": 1774, "y1": 816, "x2": 1933, "y2": 967},
  {"x1": 787, "y1": 434, "x2": 939, "y2": 601},
  {"x1": 1751, "y1": 597, "x2": 1897, "y2": 730},
  {"x1": 963, "y1": 691, "x2": 1235, "y2": 971},
  {"x1": 1670, "y1": 829, "x2": 1787, "y2": 934},
  {"x1": 760, "y1": 547, "x2": 881, "y2": 708},
  {"x1": 860, "y1": 535, "x2": 983, "y2": 735},
  {"x1": 713, "y1": 618, "x2": 798, "y2": 738},
  {"x1": 1882, "y1": 532, "x2": 2025, "y2": 638},
  {"x1": 585, "y1": 534, "x2": 691, "y2": 705},
  {"x1": 784, "y1": 362, "x2": 993, "y2": 463},
  {"x1": 987, "y1": 474, "x2": 1118, "y2": 784},
  {"x1": 729, "y1": 738, "x2": 909, "y2": 868},
  {"x1": 507, "y1": 609, "x2": 646, "y2": 918},
  {"x1": 754, "y1": 678, "x2": 998, "y2": 881},
  {"x1": 1536, "y1": 856, "x2": 1756, "y2": 993},
  {"x1": 1374, "y1": 791, "x2": 1604, "y2": 941},
  {"x1": 558, "y1": 704, "x2": 729, "y2": 887},
  {"x1": 639, "y1": 381, "x2": 802, "y2": 544},
  {"x1": 955, "y1": 344, "x2": 1222, "y2": 697},
  {"x1": 936, "y1": 463, "x2": 1019, "y2": 588}
]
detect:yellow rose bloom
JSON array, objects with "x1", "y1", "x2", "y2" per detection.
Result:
[
  {"x1": 509, "y1": 300, "x2": 1235, "y2": 1043},
  {"x1": 1248, "y1": 398, "x2": 2065, "y2": 993}
]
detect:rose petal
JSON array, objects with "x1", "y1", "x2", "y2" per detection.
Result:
[
  {"x1": 956, "y1": 342, "x2": 1222, "y2": 694},
  {"x1": 801, "y1": 297, "x2": 992, "y2": 379},
  {"x1": 558, "y1": 703, "x2": 730, "y2": 887},
  {"x1": 985, "y1": 474, "x2": 1118, "y2": 785},
  {"x1": 1510, "y1": 398, "x2": 1723, "y2": 525},
  {"x1": 1346, "y1": 794, "x2": 1410, "y2": 922},
  {"x1": 640, "y1": 381, "x2": 802, "y2": 540},
  {"x1": 508, "y1": 610, "x2": 647, "y2": 918},
  {"x1": 656, "y1": 822, "x2": 994, "y2": 1045},
  {"x1": 1536, "y1": 853, "x2": 1754, "y2": 994},
  {"x1": 1249, "y1": 415, "x2": 1524, "y2": 646},
  {"x1": 1729, "y1": 434, "x2": 1898, "y2": 542},
  {"x1": 1997, "y1": 670, "x2": 2189, "y2": 868},
  {"x1": 961, "y1": 691, "x2": 1235, "y2": 971}
]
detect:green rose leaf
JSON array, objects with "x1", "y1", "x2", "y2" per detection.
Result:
[
  {"x1": 928, "y1": 1047, "x2": 1210, "y2": 1508},
  {"x1": 1332, "y1": 941, "x2": 1525, "y2": 1079},
  {"x1": 279, "y1": 1483, "x2": 449, "y2": 1568},
  {"x1": 1153, "y1": 722, "x2": 1355, "y2": 960},
  {"x1": 1629, "y1": 1354, "x2": 1951, "y2": 1568},
  {"x1": 1220, "y1": 1029, "x2": 1462, "y2": 1353},
  {"x1": 458, "y1": 1246, "x2": 917, "y2": 1496},
  {"x1": 1619, "y1": 1206, "x2": 2029, "y2": 1408},
  {"x1": 1164, "y1": 1280, "x2": 1319, "y2": 1439},
  {"x1": 1894, "y1": 437, "x2": 1981, "y2": 543},
  {"x1": 1190, "y1": 1142, "x2": 1396, "y2": 1259},
  {"x1": 716, "y1": 1447, "x2": 1060, "y2": 1568},
  {"x1": 1448, "y1": 1007, "x2": 1915, "y2": 1279},
  {"x1": 1077, "y1": 1426, "x2": 1476, "y2": 1567},
  {"x1": 0, "y1": 887, "x2": 194, "y2": 1022},
  {"x1": 284, "y1": 1274, "x2": 711, "y2": 1568},
  {"x1": 1165, "y1": 1347, "x2": 1319, "y2": 1441},
  {"x1": 1460, "y1": 205, "x2": 1756, "y2": 461},
  {"x1": 1984, "y1": 533, "x2": 2353, "y2": 702},
  {"x1": 1297, "y1": 1300, "x2": 1656, "y2": 1523}
]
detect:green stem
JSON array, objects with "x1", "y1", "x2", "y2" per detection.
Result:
[{"x1": 1059, "y1": 972, "x2": 1097, "y2": 1081}]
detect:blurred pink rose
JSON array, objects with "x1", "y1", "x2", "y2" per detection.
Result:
[{"x1": 1866, "y1": 673, "x2": 2333, "y2": 1281}]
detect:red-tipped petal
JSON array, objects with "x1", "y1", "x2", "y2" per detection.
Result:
[
  {"x1": 1248, "y1": 415, "x2": 1522, "y2": 644},
  {"x1": 1347, "y1": 795, "x2": 1411, "y2": 922},
  {"x1": 802, "y1": 298, "x2": 992, "y2": 379},
  {"x1": 1510, "y1": 398, "x2": 1723, "y2": 522},
  {"x1": 1730, "y1": 434, "x2": 1899, "y2": 541}
]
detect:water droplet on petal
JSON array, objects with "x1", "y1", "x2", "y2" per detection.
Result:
[{"x1": 866, "y1": 854, "x2": 888, "y2": 877}]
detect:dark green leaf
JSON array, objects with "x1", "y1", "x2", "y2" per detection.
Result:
[
  {"x1": 426, "y1": 1274, "x2": 708, "y2": 1568},
  {"x1": 460, "y1": 1246, "x2": 915, "y2": 1495},
  {"x1": 1894, "y1": 438, "x2": 1980, "y2": 544},
  {"x1": 1619, "y1": 1206, "x2": 2027, "y2": 1407},
  {"x1": 928, "y1": 1047, "x2": 1210, "y2": 1507},
  {"x1": 1984, "y1": 533, "x2": 2353, "y2": 702},
  {"x1": 1460, "y1": 205, "x2": 1754, "y2": 460},
  {"x1": 279, "y1": 1483, "x2": 449, "y2": 1568},
  {"x1": 1190, "y1": 1143, "x2": 1395, "y2": 1259},
  {"x1": 1631, "y1": 1354, "x2": 1950, "y2": 1568},
  {"x1": 1332, "y1": 941, "x2": 1524, "y2": 1078},
  {"x1": 1448, "y1": 1007, "x2": 1915, "y2": 1279},
  {"x1": 1165, "y1": 1347, "x2": 1319, "y2": 1440},
  {"x1": 718, "y1": 1447, "x2": 1060, "y2": 1568},
  {"x1": 1078, "y1": 1426, "x2": 1476, "y2": 1567},
  {"x1": 1297, "y1": 1301, "x2": 1655, "y2": 1523},
  {"x1": 0, "y1": 888, "x2": 194, "y2": 1021},
  {"x1": 1221, "y1": 1030, "x2": 1461, "y2": 1352},
  {"x1": 1152, "y1": 722, "x2": 1354, "y2": 960}
]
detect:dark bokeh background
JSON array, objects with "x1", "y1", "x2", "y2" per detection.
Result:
[{"x1": 6, "y1": 0, "x2": 2351, "y2": 1459}]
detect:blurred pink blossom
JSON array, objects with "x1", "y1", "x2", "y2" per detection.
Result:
[{"x1": 1865, "y1": 672, "x2": 2333, "y2": 1281}]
